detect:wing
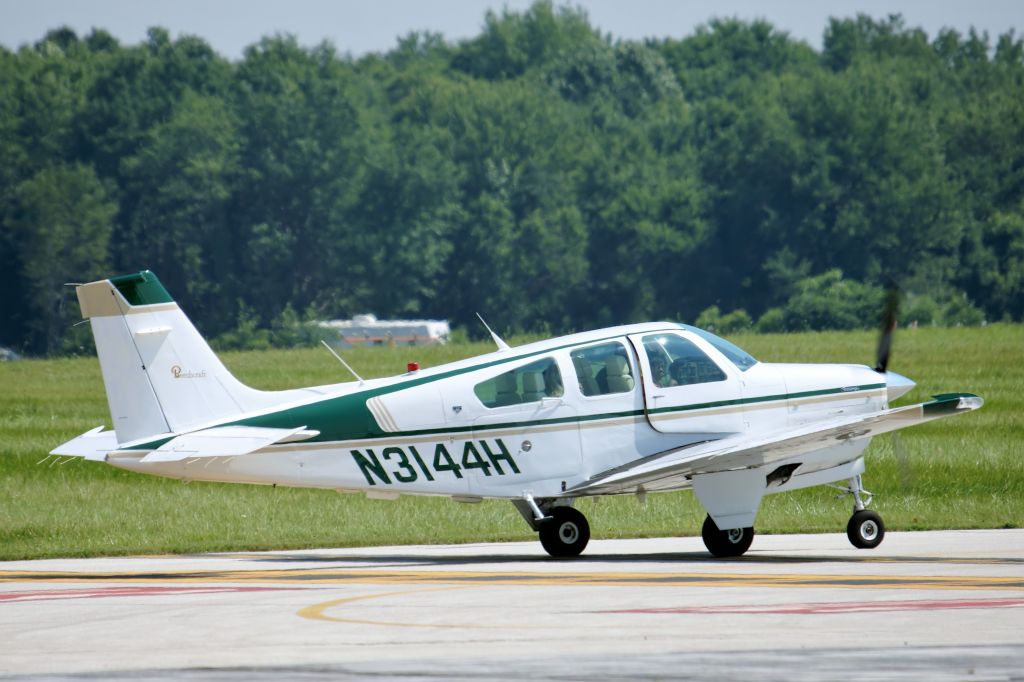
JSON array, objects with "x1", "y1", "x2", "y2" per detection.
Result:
[{"x1": 570, "y1": 393, "x2": 982, "y2": 496}]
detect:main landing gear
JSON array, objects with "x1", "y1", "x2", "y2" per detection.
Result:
[
  {"x1": 837, "y1": 474, "x2": 886, "y2": 549},
  {"x1": 538, "y1": 506, "x2": 590, "y2": 558},
  {"x1": 516, "y1": 497, "x2": 591, "y2": 558},
  {"x1": 701, "y1": 515, "x2": 754, "y2": 558}
]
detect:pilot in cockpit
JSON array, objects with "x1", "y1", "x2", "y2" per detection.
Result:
[{"x1": 649, "y1": 354, "x2": 672, "y2": 388}]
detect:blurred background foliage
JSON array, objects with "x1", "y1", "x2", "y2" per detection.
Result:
[{"x1": 1, "y1": 3, "x2": 1021, "y2": 354}]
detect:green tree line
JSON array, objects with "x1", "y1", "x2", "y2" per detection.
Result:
[{"x1": 1, "y1": 3, "x2": 1022, "y2": 354}]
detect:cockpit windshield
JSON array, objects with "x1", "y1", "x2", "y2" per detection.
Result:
[{"x1": 683, "y1": 325, "x2": 758, "y2": 372}]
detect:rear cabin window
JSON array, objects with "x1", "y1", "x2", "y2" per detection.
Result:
[
  {"x1": 643, "y1": 334, "x2": 726, "y2": 388},
  {"x1": 570, "y1": 342, "x2": 635, "y2": 397},
  {"x1": 474, "y1": 358, "x2": 563, "y2": 408}
]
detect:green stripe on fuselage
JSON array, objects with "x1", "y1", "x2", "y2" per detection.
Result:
[{"x1": 122, "y1": 366, "x2": 886, "y2": 451}]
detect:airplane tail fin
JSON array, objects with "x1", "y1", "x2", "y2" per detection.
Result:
[{"x1": 76, "y1": 271, "x2": 294, "y2": 445}]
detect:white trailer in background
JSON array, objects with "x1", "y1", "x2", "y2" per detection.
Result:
[{"x1": 318, "y1": 314, "x2": 450, "y2": 347}]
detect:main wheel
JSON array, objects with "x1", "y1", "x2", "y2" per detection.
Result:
[
  {"x1": 701, "y1": 515, "x2": 754, "y2": 558},
  {"x1": 847, "y1": 509, "x2": 885, "y2": 549},
  {"x1": 538, "y1": 507, "x2": 590, "y2": 558}
]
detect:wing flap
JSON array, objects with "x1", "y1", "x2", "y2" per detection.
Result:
[
  {"x1": 572, "y1": 393, "x2": 982, "y2": 496},
  {"x1": 140, "y1": 425, "x2": 319, "y2": 463}
]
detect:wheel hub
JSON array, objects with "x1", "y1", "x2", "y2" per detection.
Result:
[
  {"x1": 558, "y1": 522, "x2": 579, "y2": 544},
  {"x1": 859, "y1": 520, "x2": 878, "y2": 541}
]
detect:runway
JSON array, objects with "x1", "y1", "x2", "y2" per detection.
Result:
[{"x1": 2, "y1": 530, "x2": 1023, "y2": 680}]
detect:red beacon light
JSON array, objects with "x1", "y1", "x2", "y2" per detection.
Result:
[{"x1": 407, "y1": 362, "x2": 420, "y2": 373}]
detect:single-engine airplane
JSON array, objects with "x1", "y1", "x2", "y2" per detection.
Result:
[{"x1": 54, "y1": 271, "x2": 982, "y2": 557}]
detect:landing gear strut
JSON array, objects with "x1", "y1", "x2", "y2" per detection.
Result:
[
  {"x1": 837, "y1": 475, "x2": 886, "y2": 549},
  {"x1": 701, "y1": 515, "x2": 754, "y2": 558}
]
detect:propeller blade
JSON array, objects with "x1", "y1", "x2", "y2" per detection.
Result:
[{"x1": 874, "y1": 287, "x2": 900, "y2": 373}]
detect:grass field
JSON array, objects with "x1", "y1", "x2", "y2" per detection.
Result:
[{"x1": 1, "y1": 325, "x2": 1021, "y2": 560}]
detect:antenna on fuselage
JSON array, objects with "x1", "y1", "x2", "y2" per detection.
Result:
[
  {"x1": 320, "y1": 340, "x2": 365, "y2": 385},
  {"x1": 476, "y1": 313, "x2": 510, "y2": 351}
]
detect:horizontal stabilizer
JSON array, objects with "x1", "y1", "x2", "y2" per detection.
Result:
[
  {"x1": 140, "y1": 425, "x2": 319, "y2": 463},
  {"x1": 50, "y1": 426, "x2": 119, "y2": 461},
  {"x1": 572, "y1": 393, "x2": 983, "y2": 496}
]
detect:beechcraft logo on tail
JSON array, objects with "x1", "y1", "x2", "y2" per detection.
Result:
[{"x1": 171, "y1": 365, "x2": 206, "y2": 379}]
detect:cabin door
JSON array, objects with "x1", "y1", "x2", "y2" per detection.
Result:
[{"x1": 628, "y1": 331, "x2": 745, "y2": 436}]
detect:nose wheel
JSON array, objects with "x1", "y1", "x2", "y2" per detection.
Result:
[{"x1": 847, "y1": 509, "x2": 885, "y2": 548}]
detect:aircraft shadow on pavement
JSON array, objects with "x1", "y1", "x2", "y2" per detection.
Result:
[{"x1": 225, "y1": 550, "x2": 1023, "y2": 568}]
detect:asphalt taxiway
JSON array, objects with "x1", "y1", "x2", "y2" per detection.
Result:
[{"x1": 1, "y1": 530, "x2": 1023, "y2": 680}]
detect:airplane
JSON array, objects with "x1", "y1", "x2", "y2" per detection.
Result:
[{"x1": 53, "y1": 271, "x2": 983, "y2": 558}]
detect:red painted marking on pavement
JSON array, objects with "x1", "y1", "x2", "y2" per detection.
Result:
[
  {"x1": 0, "y1": 586, "x2": 302, "y2": 603},
  {"x1": 600, "y1": 598, "x2": 1024, "y2": 615}
]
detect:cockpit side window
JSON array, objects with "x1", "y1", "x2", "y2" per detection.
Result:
[
  {"x1": 570, "y1": 342, "x2": 635, "y2": 396},
  {"x1": 642, "y1": 334, "x2": 726, "y2": 387},
  {"x1": 474, "y1": 357, "x2": 563, "y2": 408}
]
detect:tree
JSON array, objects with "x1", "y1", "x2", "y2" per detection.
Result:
[
  {"x1": 778, "y1": 270, "x2": 883, "y2": 331},
  {"x1": 231, "y1": 36, "x2": 367, "y2": 326},
  {"x1": 452, "y1": 1, "x2": 601, "y2": 81},
  {"x1": 11, "y1": 164, "x2": 115, "y2": 353},
  {"x1": 2, "y1": 9, "x2": 1023, "y2": 354},
  {"x1": 118, "y1": 89, "x2": 241, "y2": 322}
]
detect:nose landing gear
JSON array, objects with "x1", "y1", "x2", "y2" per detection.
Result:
[
  {"x1": 835, "y1": 475, "x2": 886, "y2": 549},
  {"x1": 848, "y1": 509, "x2": 885, "y2": 548}
]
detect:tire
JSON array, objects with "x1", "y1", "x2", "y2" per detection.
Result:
[
  {"x1": 538, "y1": 507, "x2": 590, "y2": 558},
  {"x1": 847, "y1": 509, "x2": 885, "y2": 549},
  {"x1": 701, "y1": 515, "x2": 754, "y2": 558}
]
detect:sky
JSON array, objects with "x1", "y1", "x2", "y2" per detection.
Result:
[{"x1": 1, "y1": 1, "x2": 1022, "y2": 59}]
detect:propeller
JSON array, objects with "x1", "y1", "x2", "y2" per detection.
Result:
[
  {"x1": 873, "y1": 285, "x2": 913, "y2": 488},
  {"x1": 874, "y1": 286, "x2": 900, "y2": 373}
]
